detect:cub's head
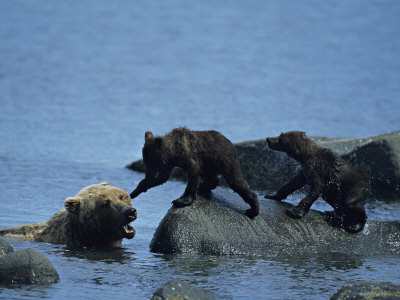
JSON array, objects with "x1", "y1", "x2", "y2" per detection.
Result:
[
  {"x1": 142, "y1": 131, "x2": 170, "y2": 169},
  {"x1": 64, "y1": 182, "x2": 137, "y2": 246},
  {"x1": 266, "y1": 131, "x2": 308, "y2": 159}
]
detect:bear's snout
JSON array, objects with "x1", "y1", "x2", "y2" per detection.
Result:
[{"x1": 126, "y1": 207, "x2": 137, "y2": 222}]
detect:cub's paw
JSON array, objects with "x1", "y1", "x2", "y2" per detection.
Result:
[
  {"x1": 325, "y1": 211, "x2": 343, "y2": 228},
  {"x1": 264, "y1": 194, "x2": 283, "y2": 201},
  {"x1": 245, "y1": 208, "x2": 259, "y2": 219},
  {"x1": 172, "y1": 196, "x2": 194, "y2": 208},
  {"x1": 344, "y1": 223, "x2": 365, "y2": 234},
  {"x1": 130, "y1": 190, "x2": 139, "y2": 199},
  {"x1": 285, "y1": 206, "x2": 306, "y2": 219}
]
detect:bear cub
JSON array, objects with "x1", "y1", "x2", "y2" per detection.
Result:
[
  {"x1": 130, "y1": 127, "x2": 260, "y2": 218},
  {"x1": 264, "y1": 131, "x2": 367, "y2": 233}
]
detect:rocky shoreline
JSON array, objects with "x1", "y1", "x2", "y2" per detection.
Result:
[{"x1": 126, "y1": 131, "x2": 400, "y2": 199}]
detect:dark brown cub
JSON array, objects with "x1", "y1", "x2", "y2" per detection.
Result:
[
  {"x1": 265, "y1": 131, "x2": 367, "y2": 233},
  {"x1": 130, "y1": 128, "x2": 260, "y2": 218}
]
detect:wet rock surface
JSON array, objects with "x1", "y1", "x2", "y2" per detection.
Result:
[
  {"x1": 127, "y1": 131, "x2": 400, "y2": 199},
  {"x1": 0, "y1": 237, "x2": 13, "y2": 258},
  {"x1": 150, "y1": 190, "x2": 400, "y2": 256},
  {"x1": 330, "y1": 281, "x2": 400, "y2": 300},
  {"x1": 0, "y1": 248, "x2": 59, "y2": 284},
  {"x1": 151, "y1": 280, "x2": 216, "y2": 300}
]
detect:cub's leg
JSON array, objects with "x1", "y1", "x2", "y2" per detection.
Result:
[
  {"x1": 198, "y1": 171, "x2": 219, "y2": 198},
  {"x1": 264, "y1": 172, "x2": 306, "y2": 201},
  {"x1": 223, "y1": 164, "x2": 260, "y2": 218},
  {"x1": 172, "y1": 171, "x2": 201, "y2": 207}
]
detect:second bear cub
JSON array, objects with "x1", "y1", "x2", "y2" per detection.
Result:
[
  {"x1": 264, "y1": 131, "x2": 367, "y2": 233},
  {"x1": 130, "y1": 128, "x2": 260, "y2": 218}
]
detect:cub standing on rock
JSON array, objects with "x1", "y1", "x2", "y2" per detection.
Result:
[
  {"x1": 130, "y1": 127, "x2": 260, "y2": 218},
  {"x1": 264, "y1": 131, "x2": 367, "y2": 233}
]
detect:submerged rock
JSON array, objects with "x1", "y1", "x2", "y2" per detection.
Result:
[
  {"x1": 150, "y1": 191, "x2": 400, "y2": 256},
  {"x1": 0, "y1": 248, "x2": 59, "y2": 284},
  {"x1": 0, "y1": 237, "x2": 13, "y2": 258},
  {"x1": 126, "y1": 131, "x2": 400, "y2": 199},
  {"x1": 331, "y1": 281, "x2": 400, "y2": 299},
  {"x1": 152, "y1": 280, "x2": 215, "y2": 300}
]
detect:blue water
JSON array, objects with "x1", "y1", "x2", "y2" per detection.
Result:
[{"x1": 0, "y1": 0, "x2": 400, "y2": 299}]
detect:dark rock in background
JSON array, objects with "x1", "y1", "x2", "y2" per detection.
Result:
[
  {"x1": 0, "y1": 237, "x2": 13, "y2": 258},
  {"x1": 0, "y1": 248, "x2": 59, "y2": 284},
  {"x1": 150, "y1": 190, "x2": 400, "y2": 256},
  {"x1": 314, "y1": 131, "x2": 400, "y2": 199},
  {"x1": 151, "y1": 280, "x2": 215, "y2": 300},
  {"x1": 330, "y1": 281, "x2": 400, "y2": 299},
  {"x1": 126, "y1": 131, "x2": 400, "y2": 199}
]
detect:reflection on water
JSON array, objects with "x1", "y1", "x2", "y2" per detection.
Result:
[
  {"x1": 60, "y1": 246, "x2": 137, "y2": 264},
  {"x1": 271, "y1": 252, "x2": 363, "y2": 272}
]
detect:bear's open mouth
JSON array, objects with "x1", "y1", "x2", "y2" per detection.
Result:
[{"x1": 120, "y1": 223, "x2": 136, "y2": 239}]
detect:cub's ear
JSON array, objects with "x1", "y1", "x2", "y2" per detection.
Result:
[
  {"x1": 145, "y1": 131, "x2": 153, "y2": 142},
  {"x1": 65, "y1": 197, "x2": 81, "y2": 214}
]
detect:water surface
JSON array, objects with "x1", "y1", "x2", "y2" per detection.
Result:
[{"x1": 1, "y1": 0, "x2": 399, "y2": 299}]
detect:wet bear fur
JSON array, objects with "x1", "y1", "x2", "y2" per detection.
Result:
[
  {"x1": 130, "y1": 128, "x2": 260, "y2": 218},
  {"x1": 264, "y1": 131, "x2": 367, "y2": 233},
  {"x1": 0, "y1": 183, "x2": 137, "y2": 247}
]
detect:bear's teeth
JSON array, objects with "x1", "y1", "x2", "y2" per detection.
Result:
[{"x1": 124, "y1": 224, "x2": 134, "y2": 233}]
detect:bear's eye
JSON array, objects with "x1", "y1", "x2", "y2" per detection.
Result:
[{"x1": 102, "y1": 199, "x2": 111, "y2": 207}]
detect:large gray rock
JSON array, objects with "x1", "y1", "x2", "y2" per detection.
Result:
[
  {"x1": 315, "y1": 131, "x2": 400, "y2": 199},
  {"x1": 0, "y1": 248, "x2": 59, "y2": 284},
  {"x1": 150, "y1": 191, "x2": 400, "y2": 256},
  {"x1": 331, "y1": 281, "x2": 400, "y2": 299},
  {"x1": 126, "y1": 131, "x2": 400, "y2": 199},
  {"x1": 151, "y1": 280, "x2": 215, "y2": 300},
  {"x1": 0, "y1": 237, "x2": 13, "y2": 258}
]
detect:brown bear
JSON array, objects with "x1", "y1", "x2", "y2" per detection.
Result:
[
  {"x1": 264, "y1": 131, "x2": 367, "y2": 233},
  {"x1": 0, "y1": 182, "x2": 137, "y2": 247},
  {"x1": 130, "y1": 128, "x2": 260, "y2": 218}
]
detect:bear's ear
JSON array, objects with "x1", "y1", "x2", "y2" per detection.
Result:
[
  {"x1": 65, "y1": 197, "x2": 81, "y2": 214},
  {"x1": 145, "y1": 131, "x2": 153, "y2": 142},
  {"x1": 99, "y1": 182, "x2": 109, "y2": 186}
]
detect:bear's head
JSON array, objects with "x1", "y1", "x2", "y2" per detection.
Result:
[
  {"x1": 64, "y1": 182, "x2": 137, "y2": 246},
  {"x1": 266, "y1": 131, "x2": 308, "y2": 160}
]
